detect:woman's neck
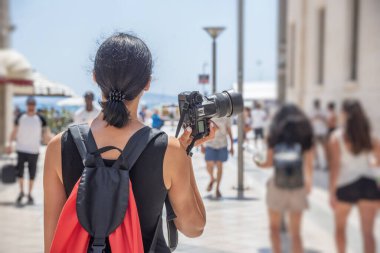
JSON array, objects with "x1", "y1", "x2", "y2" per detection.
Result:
[{"x1": 126, "y1": 101, "x2": 139, "y2": 121}]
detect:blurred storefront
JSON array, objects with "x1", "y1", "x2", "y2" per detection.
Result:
[{"x1": 280, "y1": 0, "x2": 380, "y2": 135}]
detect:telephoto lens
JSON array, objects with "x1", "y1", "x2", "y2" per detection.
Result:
[{"x1": 209, "y1": 90, "x2": 244, "y2": 118}]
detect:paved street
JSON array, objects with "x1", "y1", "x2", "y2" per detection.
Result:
[{"x1": 0, "y1": 125, "x2": 379, "y2": 253}]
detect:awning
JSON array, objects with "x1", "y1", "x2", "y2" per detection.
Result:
[
  {"x1": 0, "y1": 49, "x2": 33, "y2": 83},
  {"x1": 0, "y1": 49, "x2": 76, "y2": 97},
  {"x1": 27, "y1": 72, "x2": 77, "y2": 97}
]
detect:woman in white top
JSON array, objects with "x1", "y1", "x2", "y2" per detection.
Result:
[{"x1": 329, "y1": 99, "x2": 380, "y2": 253}]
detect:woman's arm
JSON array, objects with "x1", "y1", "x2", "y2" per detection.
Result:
[
  {"x1": 163, "y1": 125, "x2": 215, "y2": 238},
  {"x1": 328, "y1": 133, "x2": 341, "y2": 208},
  {"x1": 254, "y1": 148, "x2": 274, "y2": 169},
  {"x1": 303, "y1": 149, "x2": 314, "y2": 194},
  {"x1": 227, "y1": 126, "x2": 234, "y2": 155},
  {"x1": 43, "y1": 133, "x2": 67, "y2": 252},
  {"x1": 372, "y1": 137, "x2": 380, "y2": 167}
]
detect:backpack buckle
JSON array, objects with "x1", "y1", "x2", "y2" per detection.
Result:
[{"x1": 92, "y1": 237, "x2": 106, "y2": 253}]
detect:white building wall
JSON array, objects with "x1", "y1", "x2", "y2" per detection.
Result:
[{"x1": 285, "y1": 0, "x2": 380, "y2": 136}]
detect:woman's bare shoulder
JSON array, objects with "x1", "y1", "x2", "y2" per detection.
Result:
[
  {"x1": 45, "y1": 132, "x2": 64, "y2": 177},
  {"x1": 47, "y1": 132, "x2": 64, "y2": 151}
]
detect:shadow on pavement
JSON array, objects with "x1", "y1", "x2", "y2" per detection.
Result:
[
  {"x1": 177, "y1": 244, "x2": 235, "y2": 253},
  {"x1": 203, "y1": 194, "x2": 259, "y2": 201},
  {"x1": 0, "y1": 201, "x2": 23, "y2": 208},
  {"x1": 258, "y1": 248, "x2": 322, "y2": 253},
  {"x1": 305, "y1": 250, "x2": 322, "y2": 253},
  {"x1": 257, "y1": 248, "x2": 271, "y2": 253}
]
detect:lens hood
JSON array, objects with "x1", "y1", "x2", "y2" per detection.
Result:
[{"x1": 224, "y1": 90, "x2": 243, "y2": 116}]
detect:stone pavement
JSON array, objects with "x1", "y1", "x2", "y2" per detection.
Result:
[
  {"x1": 0, "y1": 152, "x2": 44, "y2": 253},
  {"x1": 0, "y1": 125, "x2": 379, "y2": 253}
]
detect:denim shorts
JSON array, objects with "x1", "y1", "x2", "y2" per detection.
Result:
[{"x1": 205, "y1": 147, "x2": 228, "y2": 162}]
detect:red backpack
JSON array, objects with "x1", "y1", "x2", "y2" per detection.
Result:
[{"x1": 50, "y1": 125, "x2": 178, "y2": 253}]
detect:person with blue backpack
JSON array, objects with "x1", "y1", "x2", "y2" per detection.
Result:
[
  {"x1": 255, "y1": 104, "x2": 314, "y2": 253},
  {"x1": 43, "y1": 33, "x2": 216, "y2": 253}
]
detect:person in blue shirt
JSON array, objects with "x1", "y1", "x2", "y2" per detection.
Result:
[{"x1": 151, "y1": 109, "x2": 164, "y2": 129}]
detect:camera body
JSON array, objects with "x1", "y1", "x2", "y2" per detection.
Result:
[{"x1": 177, "y1": 90, "x2": 243, "y2": 140}]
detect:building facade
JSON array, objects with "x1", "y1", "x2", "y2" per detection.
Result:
[{"x1": 282, "y1": 0, "x2": 380, "y2": 135}]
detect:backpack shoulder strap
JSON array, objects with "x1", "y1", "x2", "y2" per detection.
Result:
[{"x1": 68, "y1": 124, "x2": 90, "y2": 166}]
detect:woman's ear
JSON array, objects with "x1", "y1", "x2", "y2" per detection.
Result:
[
  {"x1": 144, "y1": 77, "x2": 151, "y2": 91},
  {"x1": 92, "y1": 72, "x2": 97, "y2": 83}
]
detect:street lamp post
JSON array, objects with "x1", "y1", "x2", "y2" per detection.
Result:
[
  {"x1": 237, "y1": 0, "x2": 245, "y2": 193},
  {"x1": 203, "y1": 27, "x2": 225, "y2": 94}
]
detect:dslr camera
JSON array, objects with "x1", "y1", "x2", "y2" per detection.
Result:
[{"x1": 175, "y1": 90, "x2": 243, "y2": 154}]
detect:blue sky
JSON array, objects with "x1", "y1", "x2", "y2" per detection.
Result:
[{"x1": 11, "y1": 0, "x2": 277, "y2": 96}]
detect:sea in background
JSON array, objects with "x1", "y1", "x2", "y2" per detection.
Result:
[{"x1": 13, "y1": 92, "x2": 178, "y2": 113}]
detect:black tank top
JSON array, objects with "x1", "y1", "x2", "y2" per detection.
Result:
[{"x1": 61, "y1": 129, "x2": 170, "y2": 253}]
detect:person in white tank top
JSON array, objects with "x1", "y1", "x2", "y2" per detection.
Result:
[
  {"x1": 335, "y1": 129, "x2": 374, "y2": 187},
  {"x1": 329, "y1": 99, "x2": 380, "y2": 253}
]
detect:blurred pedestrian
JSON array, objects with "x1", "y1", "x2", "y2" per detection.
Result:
[
  {"x1": 151, "y1": 109, "x2": 164, "y2": 129},
  {"x1": 311, "y1": 99, "x2": 328, "y2": 170},
  {"x1": 251, "y1": 101, "x2": 267, "y2": 148},
  {"x1": 243, "y1": 107, "x2": 252, "y2": 141},
  {"x1": 202, "y1": 117, "x2": 233, "y2": 198},
  {"x1": 6, "y1": 96, "x2": 52, "y2": 205},
  {"x1": 138, "y1": 106, "x2": 147, "y2": 123},
  {"x1": 14, "y1": 106, "x2": 21, "y2": 119},
  {"x1": 168, "y1": 104, "x2": 176, "y2": 129},
  {"x1": 255, "y1": 104, "x2": 314, "y2": 253},
  {"x1": 73, "y1": 91, "x2": 100, "y2": 124},
  {"x1": 329, "y1": 99, "x2": 380, "y2": 253},
  {"x1": 327, "y1": 102, "x2": 338, "y2": 137},
  {"x1": 325, "y1": 102, "x2": 338, "y2": 170}
]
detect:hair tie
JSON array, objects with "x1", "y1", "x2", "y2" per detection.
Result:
[{"x1": 108, "y1": 90, "x2": 126, "y2": 102}]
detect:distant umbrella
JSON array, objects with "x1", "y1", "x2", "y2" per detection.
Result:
[{"x1": 0, "y1": 49, "x2": 33, "y2": 79}]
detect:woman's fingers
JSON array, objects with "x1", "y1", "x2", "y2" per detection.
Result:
[
  {"x1": 179, "y1": 127, "x2": 193, "y2": 149},
  {"x1": 178, "y1": 121, "x2": 218, "y2": 150}
]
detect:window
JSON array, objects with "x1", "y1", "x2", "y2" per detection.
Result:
[
  {"x1": 349, "y1": 0, "x2": 360, "y2": 81},
  {"x1": 288, "y1": 23, "x2": 296, "y2": 87},
  {"x1": 317, "y1": 8, "x2": 325, "y2": 85}
]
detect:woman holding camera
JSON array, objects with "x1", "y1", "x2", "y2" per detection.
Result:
[
  {"x1": 43, "y1": 33, "x2": 216, "y2": 252},
  {"x1": 329, "y1": 99, "x2": 380, "y2": 253},
  {"x1": 255, "y1": 104, "x2": 314, "y2": 253}
]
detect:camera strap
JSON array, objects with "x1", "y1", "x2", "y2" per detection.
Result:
[
  {"x1": 176, "y1": 101, "x2": 203, "y2": 156},
  {"x1": 175, "y1": 101, "x2": 189, "y2": 138}
]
